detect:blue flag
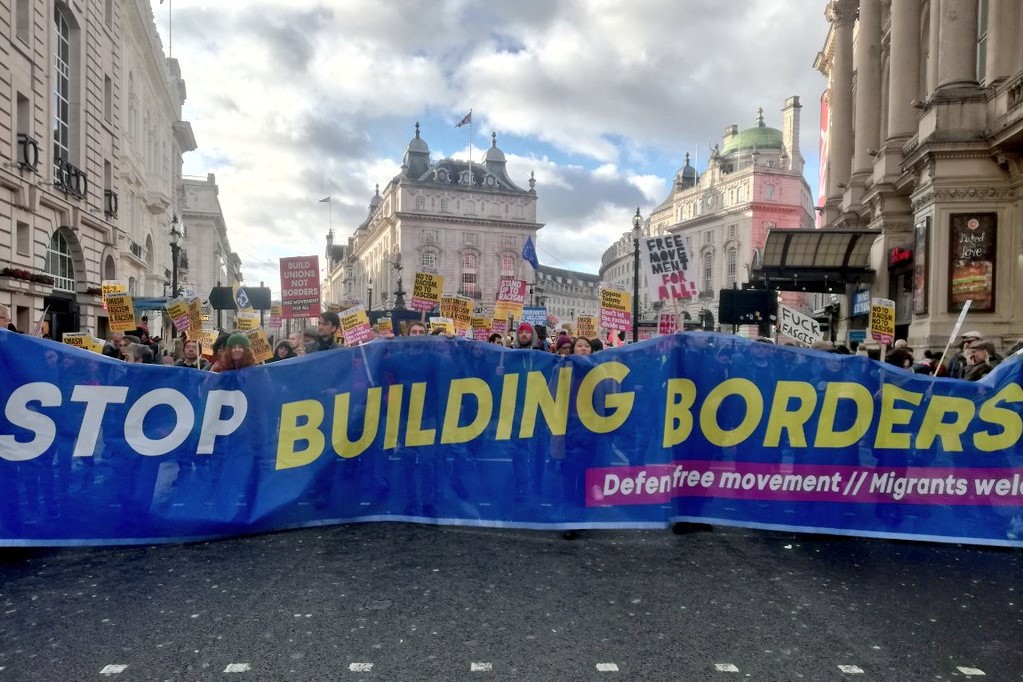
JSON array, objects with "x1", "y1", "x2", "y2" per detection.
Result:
[{"x1": 521, "y1": 236, "x2": 540, "y2": 270}]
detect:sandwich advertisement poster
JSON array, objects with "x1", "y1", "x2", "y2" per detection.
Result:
[{"x1": 949, "y1": 213, "x2": 996, "y2": 313}]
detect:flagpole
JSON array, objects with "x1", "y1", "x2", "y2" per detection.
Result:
[
  {"x1": 168, "y1": 0, "x2": 173, "y2": 58},
  {"x1": 468, "y1": 109, "x2": 473, "y2": 182}
]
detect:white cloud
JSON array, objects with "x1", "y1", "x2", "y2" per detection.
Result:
[{"x1": 153, "y1": 0, "x2": 828, "y2": 292}]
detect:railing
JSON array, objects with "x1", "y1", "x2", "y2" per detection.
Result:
[
  {"x1": 104, "y1": 189, "x2": 118, "y2": 217},
  {"x1": 16, "y1": 134, "x2": 39, "y2": 171},
  {"x1": 53, "y1": 158, "x2": 88, "y2": 199}
]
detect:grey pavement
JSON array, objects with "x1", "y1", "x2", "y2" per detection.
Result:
[{"x1": 0, "y1": 524, "x2": 1020, "y2": 681}]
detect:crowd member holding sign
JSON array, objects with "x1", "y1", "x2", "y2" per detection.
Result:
[
  {"x1": 306, "y1": 312, "x2": 340, "y2": 353},
  {"x1": 174, "y1": 339, "x2": 211, "y2": 370},
  {"x1": 211, "y1": 333, "x2": 256, "y2": 372}
]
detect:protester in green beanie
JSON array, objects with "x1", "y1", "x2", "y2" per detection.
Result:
[
  {"x1": 225, "y1": 333, "x2": 251, "y2": 349},
  {"x1": 212, "y1": 331, "x2": 256, "y2": 372}
]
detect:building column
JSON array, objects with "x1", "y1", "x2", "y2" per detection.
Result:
[
  {"x1": 887, "y1": 0, "x2": 921, "y2": 141},
  {"x1": 826, "y1": 0, "x2": 857, "y2": 201},
  {"x1": 986, "y1": 0, "x2": 1019, "y2": 85},
  {"x1": 853, "y1": 0, "x2": 883, "y2": 177},
  {"x1": 936, "y1": 0, "x2": 980, "y2": 91}
]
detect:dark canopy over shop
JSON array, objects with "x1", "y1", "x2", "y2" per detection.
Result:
[{"x1": 749, "y1": 229, "x2": 878, "y2": 292}]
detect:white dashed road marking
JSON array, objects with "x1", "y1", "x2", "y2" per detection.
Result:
[
  {"x1": 99, "y1": 665, "x2": 127, "y2": 675},
  {"x1": 349, "y1": 662, "x2": 374, "y2": 672},
  {"x1": 224, "y1": 663, "x2": 251, "y2": 673},
  {"x1": 470, "y1": 662, "x2": 493, "y2": 672},
  {"x1": 837, "y1": 665, "x2": 865, "y2": 674},
  {"x1": 957, "y1": 668, "x2": 986, "y2": 676},
  {"x1": 714, "y1": 663, "x2": 740, "y2": 672},
  {"x1": 596, "y1": 662, "x2": 619, "y2": 672}
]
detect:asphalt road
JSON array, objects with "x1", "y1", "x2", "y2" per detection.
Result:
[{"x1": 0, "y1": 524, "x2": 1019, "y2": 681}]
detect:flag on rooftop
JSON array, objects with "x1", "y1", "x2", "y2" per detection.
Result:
[{"x1": 455, "y1": 111, "x2": 472, "y2": 128}]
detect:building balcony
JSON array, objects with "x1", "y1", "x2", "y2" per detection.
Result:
[
  {"x1": 53, "y1": 158, "x2": 88, "y2": 200},
  {"x1": 16, "y1": 134, "x2": 40, "y2": 172}
]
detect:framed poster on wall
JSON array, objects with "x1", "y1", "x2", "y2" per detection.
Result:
[
  {"x1": 948, "y1": 213, "x2": 996, "y2": 313},
  {"x1": 913, "y1": 217, "x2": 929, "y2": 314}
]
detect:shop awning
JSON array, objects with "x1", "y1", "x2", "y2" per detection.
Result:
[{"x1": 750, "y1": 229, "x2": 878, "y2": 292}]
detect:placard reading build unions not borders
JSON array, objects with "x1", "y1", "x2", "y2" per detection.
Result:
[{"x1": 1, "y1": 330, "x2": 1023, "y2": 547}]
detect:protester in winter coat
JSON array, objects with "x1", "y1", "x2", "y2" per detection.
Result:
[
  {"x1": 514, "y1": 322, "x2": 536, "y2": 349},
  {"x1": 305, "y1": 312, "x2": 340, "y2": 353},
  {"x1": 267, "y1": 340, "x2": 297, "y2": 363},
  {"x1": 211, "y1": 333, "x2": 257, "y2": 372},
  {"x1": 964, "y1": 339, "x2": 999, "y2": 381},
  {"x1": 175, "y1": 339, "x2": 211, "y2": 370}
]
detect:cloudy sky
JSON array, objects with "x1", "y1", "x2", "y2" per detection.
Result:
[{"x1": 151, "y1": 0, "x2": 829, "y2": 293}]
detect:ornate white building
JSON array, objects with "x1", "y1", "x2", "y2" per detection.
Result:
[
  {"x1": 0, "y1": 0, "x2": 198, "y2": 339},
  {"x1": 816, "y1": 0, "x2": 1023, "y2": 349},
  {"x1": 602, "y1": 99, "x2": 815, "y2": 330},
  {"x1": 533, "y1": 265, "x2": 599, "y2": 326},
  {"x1": 325, "y1": 125, "x2": 542, "y2": 314},
  {"x1": 180, "y1": 174, "x2": 242, "y2": 301}
]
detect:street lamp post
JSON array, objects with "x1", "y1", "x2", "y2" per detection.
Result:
[
  {"x1": 631, "y1": 207, "x2": 642, "y2": 343},
  {"x1": 169, "y1": 217, "x2": 181, "y2": 338},
  {"x1": 367, "y1": 277, "x2": 374, "y2": 314}
]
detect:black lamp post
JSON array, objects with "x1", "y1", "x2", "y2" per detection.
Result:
[
  {"x1": 169, "y1": 217, "x2": 181, "y2": 338},
  {"x1": 631, "y1": 207, "x2": 642, "y2": 343},
  {"x1": 367, "y1": 277, "x2": 374, "y2": 313}
]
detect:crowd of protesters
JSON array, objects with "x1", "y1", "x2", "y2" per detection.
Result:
[{"x1": 1, "y1": 300, "x2": 1019, "y2": 382}]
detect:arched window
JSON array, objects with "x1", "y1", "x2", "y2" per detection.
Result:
[
  {"x1": 103, "y1": 254, "x2": 116, "y2": 280},
  {"x1": 462, "y1": 252, "x2": 478, "y2": 296},
  {"x1": 726, "y1": 247, "x2": 737, "y2": 286},
  {"x1": 144, "y1": 234, "x2": 154, "y2": 268},
  {"x1": 128, "y1": 276, "x2": 136, "y2": 296},
  {"x1": 46, "y1": 231, "x2": 75, "y2": 292}
]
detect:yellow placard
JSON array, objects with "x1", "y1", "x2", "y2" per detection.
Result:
[
  {"x1": 377, "y1": 318, "x2": 394, "y2": 335},
  {"x1": 101, "y1": 280, "x2": 126, "y2": 306},
  {"x1": 244, "y1": 328, "x2": 274, "y2": 363},
  {"x1": 562, "y1": 323, "x2": 575, "y2": 337},
  {"x1": 441, "y1": 295, "x2": 473, "y2": 332},
  {"x1": 576, "y1": 315, "x2": 598, "y2": 339},
  {"x1": 188, "y1": 299, "x2": 203, "y2": 339},
  {"x1": 236, "y1": 311, "x2": 260, "y2": 331},
  {"x1": 106, "y1": 294, "x2": 137, "y2": 333},
  {"x1": 869, "y1": 297, "x2": 896, "y2": 344},
  {"x1": 62, "y1": 332, "x2": 88, "y2": 348},
  {"x1": 412, "y1": 272, "x2": 444, "y2": 312},
  {"x1": 325, "y1": 303, "x2": 341, "y2": 314},
  {"x1": 429, "y1": 316, "x2": 455, "y2": 334},
  {"x1": 201, "y1": 328, "x2": 219, "y2": 356},
  {"x1": 166, "y1": 297, "x2": 189, "y2": 322},
  {"x1": 271, "y1": 302, "x2": 283, "y2": 317}
]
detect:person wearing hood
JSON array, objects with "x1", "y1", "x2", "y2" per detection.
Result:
[{"x1": 514, "y1": 322, "x2": 536, "y2": 349}]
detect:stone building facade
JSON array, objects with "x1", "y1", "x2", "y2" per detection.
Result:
[
  {"x1": 603, "y1": 99, "x2": 814, "y2": 330},
  {"x1": 818, "y1": 0, "x2": 1023, "y2": 349},
  {"x1": 0, "y1": 0, "x2": 197, "y2": 339},
  {"x1": 533, "y1": 265, "x2": 599, "y2": 326},
  {"x1": 180, "y1": 173, "x2": 242, "y2": 305},
  {"x1": 325, "y1": 125, "x2": 542, "y2": 315}
]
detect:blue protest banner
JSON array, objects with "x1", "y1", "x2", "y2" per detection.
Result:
[{"x1": 1, "y1": 330, "x2": 1022, "y2": 547}]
